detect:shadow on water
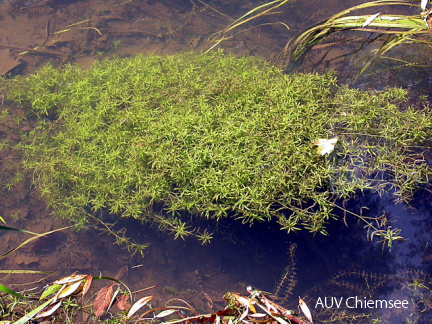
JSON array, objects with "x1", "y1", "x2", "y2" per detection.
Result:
[{"x1": 98, "y1": 185, "x2": 432, "y2": 321}]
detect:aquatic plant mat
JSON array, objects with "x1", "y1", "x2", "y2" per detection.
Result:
[{"x1": 2, "y1": 51, "x2": 432, "y2": 244}]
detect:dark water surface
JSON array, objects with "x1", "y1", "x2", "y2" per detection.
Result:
[{"x1": 1, "y1": 0, "x2": 431, "y2": 323}]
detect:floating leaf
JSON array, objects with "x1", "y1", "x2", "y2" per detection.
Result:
[
  {"x1": 56, "y1": 279, "x2": 83, "y2": 299},
  {"x1": 313, "y1": 138, "x2": 338, "y2": 156},
  {"x1": 108, "y1": 286, "x2": 120, "y2": 313},
  {"x1": 127, "y1": 295, "x2": 154, "y2": 319},
  {"x1": 94, "y1": 285, "x2": 114, "y2": 318},
  {"x1": 154, "y1": 309, "x2": 177, "y2": 319},
  {"x1": 299, "y1": 297, "x2": 313, "y2": 324},
  {"x1": 82, "y1": 275, "x2": 93, "y2": 296},
  {"x1": 362, "y1": 12, "x2": 381, "y2": 27},
  {"x1": 248, "y1": 313, "x2": 267, "y2": 318},
  {"x1": 35, "y1": 300, "x2": 62, "y2": 318},
  {"x1": 40, "y1": 284, "x2": 62, "y2": 300},
  {"x1": 54, "y1": 273, "x2": 87, "y2": 285}
]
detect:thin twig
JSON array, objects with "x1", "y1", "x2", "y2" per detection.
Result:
[{"x1": 0, "y1": 43, "x2": 66, "y2": 57}]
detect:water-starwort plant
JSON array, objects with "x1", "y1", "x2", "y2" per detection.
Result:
[{"x1": 2, "y1": 51, "x2": 432, "y2": 243}]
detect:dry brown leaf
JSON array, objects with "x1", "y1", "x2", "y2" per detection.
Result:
[
  {"x1": 82, "y1": 275, "x2": 93, "y2": 296},
  {"x1": 115, "y1": 294, "x2": 130, "y2": 311},
  {"x1": 94, "y1": 285, "x2": 114, "y2": 318}
]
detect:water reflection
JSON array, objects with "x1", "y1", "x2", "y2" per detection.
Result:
[{"x1": 98, "y1": 191, "x2": 432, "y2": 322}]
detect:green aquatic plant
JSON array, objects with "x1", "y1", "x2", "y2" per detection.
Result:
[
  {"x1": 2, "y1": 51, "x2": 432, "y2": 243},
  {"x1": 285, "y1": 0, "x2": 431, "y2": 73},
  {"x1": 205, "y1": 0, "x2": 291, "y2": 52},
  {"x1": 314, "y1": 269, "x2": 432, "y2": 323}
]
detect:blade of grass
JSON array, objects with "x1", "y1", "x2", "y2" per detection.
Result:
[
  {"x1": 0, "y1": 224, "x2": 38, "y2": 236},
  {"x1": 205, "y1": 0, "x2": 291, "y2": 52},
  {"x1": 286, "y1": 0, "x2": 429, "y2": 69},
  {"x1": 0, "y1": 270, "x2": 54, "y2": 274},
  {"x1": 359, "y1": 28, "x2": 425, "y2": 74},
  {"x1": 0, "y1": 225, "x2": 74, "y2": 261},
  {"x1": 14, "y1": 297, "x2": 55, "y2": 324},
  {"x1": 0, "y1": 284, "x2": 27, "y2": 299}
]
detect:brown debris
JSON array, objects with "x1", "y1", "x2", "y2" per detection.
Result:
[
  {"x1": 94, "y1": 285, "x2": 114, "y2": 318},
  {"x1": 0, "y1": 49, "x2": 20, "y2": 76},
  {"x1": 115, "y1": 294, "x2": 130, "y2": 311}
]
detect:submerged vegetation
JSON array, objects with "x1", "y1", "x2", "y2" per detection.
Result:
[
  {"x1": 1, "y1": 224, "x2": 431, "y2": 323},
  {"x1": 1, "y1": 51, "x2": 432, "y2": 245}
]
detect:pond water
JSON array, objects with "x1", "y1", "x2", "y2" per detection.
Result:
[{"x1": 0, "y1": 0, "x2": 431, "y2": 323}]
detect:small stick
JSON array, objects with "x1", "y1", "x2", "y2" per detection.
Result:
[
  {"x1": 0, "y1": 43, "x2": 66, "y2": 57},
  {"x1": 20, "y1": 0, "x2": 51, "y2": 10},
  {"x1": 132, "y1": 285, "x2": 157, "y2": 295}
]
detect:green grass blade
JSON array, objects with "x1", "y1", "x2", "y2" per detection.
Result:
[
  {"x1": 0, "y1": 225, "x2": 38, "y2": 236},
  {"x1": 14, "y1": 297, "x2": 55, "y2": 324},
  {"x1": 0, "y1": 284, "x2": 27, "y2": 299},
  {"x1": 328, "y1": 0, "x2": 417, "y2": 23},
  {"x1": 206, "y1": 0, "x2": 290, "y2": 51},
  {"x1": 287, "y1": 0, "x2": 429, "y2": 69},
  {"x1": 0, "y1": 225, "x2": 73, "y2": 261},
  {"x1": 224, "y1": 0, "x2": 290, "y2": 33},
  {"x1": 0, "y1": 270, "x2": 54, "y2": 274}
]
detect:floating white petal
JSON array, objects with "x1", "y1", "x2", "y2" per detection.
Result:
[
  {"x1": 299, "y1": 297, "x2": 313, "y2": 324},
  {"x1": 154, "y1": 309, "x2": 177, "y2": 319},
  {"x1": 53, "y1": 274, "x2": 87, "y2": 285},
  {"x1": 127, "y1": 295, "x2": 153, "y2": 319},
  {"x1": 313, "y1": 138, "x2": 338, "y2": 156},
  {"x1": 35, "y1": 300, "x2": 63, "y2": 318},
  {"x1": 56, "y1": 279, "x2": 84, "y2": 299},
  {"x1": 362, "y1": 12, "x2": 381, "y2": 28}
]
